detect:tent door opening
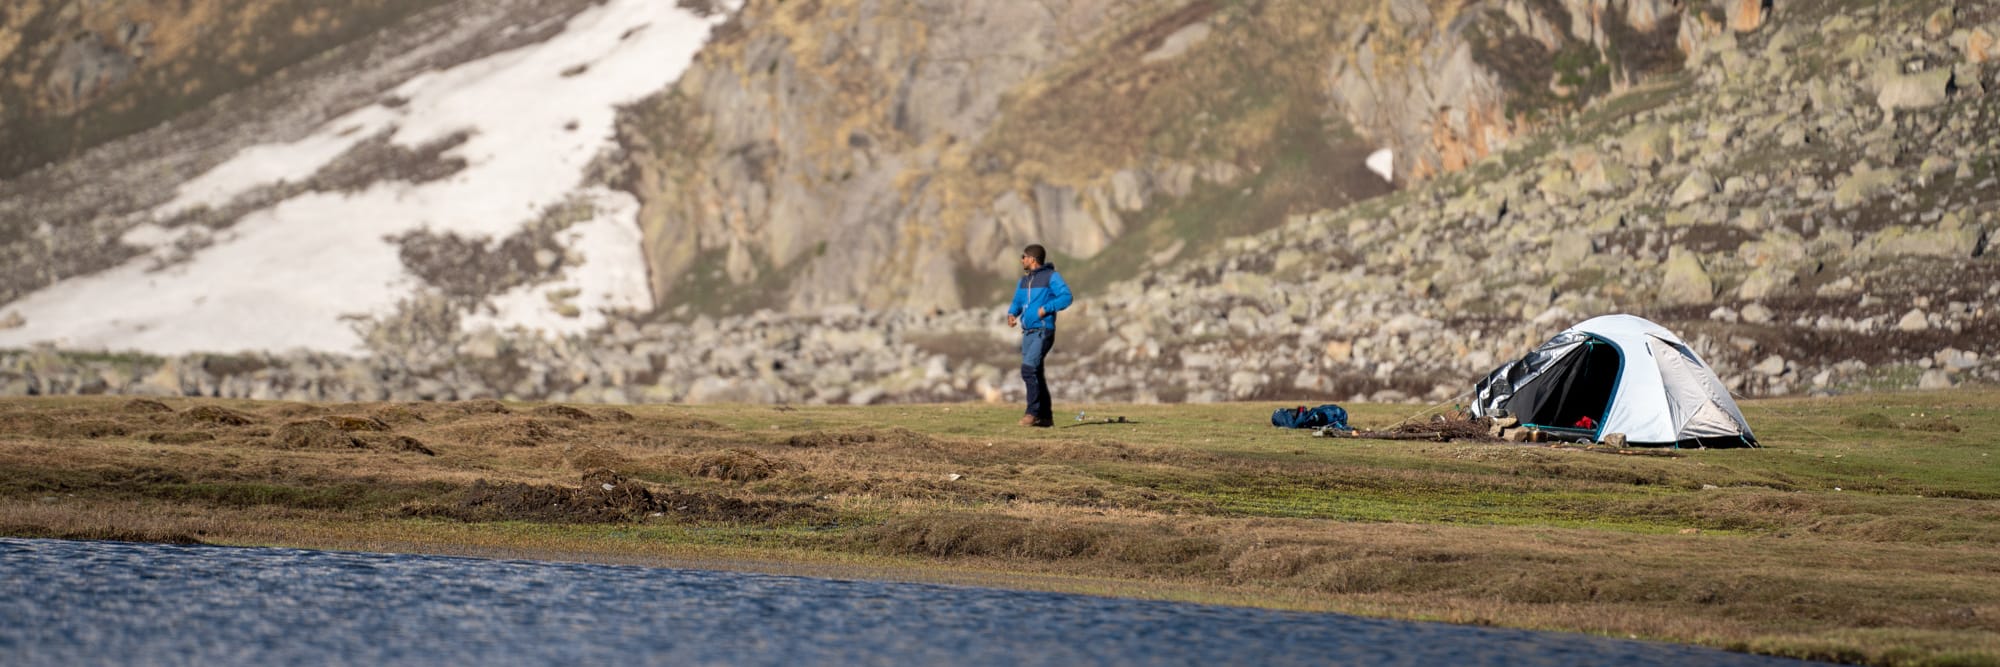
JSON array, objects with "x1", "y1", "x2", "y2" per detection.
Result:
[{"x1": 1513, "y1": 339, "x2": 1622, "y2": 431}]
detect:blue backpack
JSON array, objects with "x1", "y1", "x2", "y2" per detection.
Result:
[{"x1": 1272, "y1": 404, "x2": 1350, "y2": 430}]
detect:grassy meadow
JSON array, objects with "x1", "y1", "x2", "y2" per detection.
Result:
[{"x1": 2, "y1": 391, "x2": 1997, "y2": 666}]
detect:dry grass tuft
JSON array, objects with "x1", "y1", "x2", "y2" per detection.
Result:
[
  {"x1": 784, "y1": 427, "x2": 935, "y2": 449},
  {"x1": 1904, "y1": 415, "x2": 1961, "y2": 433},
  {"x1": 370, "y1": 404, "x2": 429, "y2": 425},
  {"x1": 1840, "y1": 412, "x2": 1896, "y2": 429},
  {"x1": 432, "y1": 415, "x2": 566, "y2": 448},
  {"x1": 646, "y1": 415, "x2": 726, "y2": 430},
  {"x1": 860, "y1": 514, "x2": 1107, "y2": 560},
  {"x1": 357, "y1": 433, "x2": 437, "y2": 456},
  {"x1": 558, "y1": 444, "x2": 630, "y2": 470},
  {"x1": 444, "y1": 399, "x2": 512, "y2": 416},
  {"x1": 530, "y1": 404, "x2": 596, "y2": 422},
  {"x1": 323, "y1": 415, "x2": 391, "y2": 432},
  {"x1": 409, "y1": 469, "x2": 822, "y2": 525},
  {"x1": 272, "y1": 420, "x2": 364, "y2": 449},
  {"x1": 265, "y1": 402, "x2": 330, "y2": 419},
  {"x1": 141, "y1": 430, "x2": 217, "y2": 444},
  {"x1": 182, "y1": 405, "x2": 257, "y2": 426},
  {"x1": 593, "y1": 407, "x2": 637, "y2": 422},
  {"x1": 122, "y1": 398, "x2": 173, "y2": 414},
  {"x1": 680, "y1": 449, "x2": 785, "y2": 482}
]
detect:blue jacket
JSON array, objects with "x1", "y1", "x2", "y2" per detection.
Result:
[{"x1": 1008, "y1": 264, "x2": 1073, "y2": 330}]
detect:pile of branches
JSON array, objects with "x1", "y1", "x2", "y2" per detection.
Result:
[{"x1": 1328, "y1": 410, "x2": 1502, "y2": 443}]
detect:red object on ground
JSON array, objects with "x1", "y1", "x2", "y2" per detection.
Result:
[{"x1": 1574, "y1": 416, "x2": 1597, "y2": 429}]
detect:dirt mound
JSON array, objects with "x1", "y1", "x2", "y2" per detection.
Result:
[
  {"x1": 436, "y1": 415, "x2": 565, "y2": 447},
  {"x1": 424, "y1": 470, "x2": 820, "y2": 524},
  {"x1": 357, "y1": 433, "x2": 437, "y2": 456},
  {"x1": 1841, "y1": 412, "x2": 1961, "y2": 432},
  {"x1": 182, "y1": 405, "x2": 257, "y2": 426},
  {"x1": 1905, "y1": 415, "x2": 1961, "y2": 433},
  {"x1": 272, "y1": 420, "x2": 364, "y2": 449},
  {"x1": 370, "y1": 405, "x2": 428, "y2": 425},
  {"x1": 142, "y1": 431, "x2": 217, "y2": 444},
  {"x1": 681, "y1": 449, "x2": 784, "y2": 482},
  {"x1": 530, "y1": 405, "x2": 596, "y2": 422},
  {"x1": 122, "y1": 398, "x2": 173, "y2": 413},
  {"x1": 785, "y1": 427, "x2": 933, "y2": 448},
  {"x1": 593, "y1": 408, "x2": 636, "y2": 422},
  {"x1": 0, "y1": 412, "x2": 58, "y2": 436},
  {"x1": 263, "y1": 402, "x2": 329, "y2": 418},
  {"x1": 444, "y1": 399, "x2": 512, "y2": 416},
  {"x1": 60, "y1": 419, "x2": 131, "y2": 439},
  {"x1": 560, "y1": 445, "x2": 630, "y2": 470},
  {"x1": 649, "y1": 415, "x2": 725, "y2": 430},
  {"x1": 3, "y1": 414, "x2": 131, "y2": 439},
  {"x1": 323, "y1": 415, "x2": 391, "y2": 432},
  {"x1": 1841, "y1": 413, "x2": 1897, "y2": 429}
]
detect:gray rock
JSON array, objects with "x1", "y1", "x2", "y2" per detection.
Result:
[
  {"x1": 1670, "y1": 169, "x2": 1717, "y2": 207},
  {"x1": 1834, "y1": 169, "x2": 1901, "y2": 209},
  {"x1": 1876, "y1": 68, "x2": 1955, "y2": 112},
  {"x1": 1898, "y1": 309, "x2": 1931, "y2": 332},
  {"x1": 1658, "y1": 249, "x2": 1716, "y2": 305},
  {"x1": 1919, "y1": 369, "x2": 1955, "y2": 390},
  {"x1": 1740, "y1": 303, "x2": 1775, "y2": 324}
]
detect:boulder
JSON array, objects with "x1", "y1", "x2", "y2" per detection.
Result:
[
  {"x1": 1621, "y1": 124, "x2": 1676, "y2": 168},
  {"x1": 1834, "y1": 169, "x2": 1901, "y2": 209},
  {"x1": 1926, "y1": 7, "x2": 1956, "y2": 38},
  {"x1": 1919, "y1": 369, "x2": 1955, "y2": 390},
  {"x1": 1741, "y1": 303, "x2": 1776, "y2": 324},
  {"x1": 1898, "y1": 309, "x2": 1931, "y2": 332},
  {"x1": 1956, "y1": 26, "x2": 1997, "y2": 65},
  {"x1": 1578, "y1": 159, "x2": 1633, "y2": 194},
  {"x1": 1726, "y1": 0, "x2": 1768, "y2": 33},
  {"x1": 1876, "y1": 67, "x2": 1955, "y2": 112},
  {"x1": 1671, "y1": 170, "x2": 1717, "y2": 207},
  {"x1": 1752, "y1": 355, "x2": 1788, "y2": 377},
  {"x1": 1658, "y1": 249, "x2": 1716, "y2": 305}
]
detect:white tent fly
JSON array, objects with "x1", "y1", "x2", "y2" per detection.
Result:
[{"x1": 1471, "y1": 314, "x2": 1757, "y2": 447}]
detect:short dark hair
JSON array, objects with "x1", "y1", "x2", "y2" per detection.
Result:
[{"x1": 1022, "y1": 244, "x2": 1046, "y2": 263}]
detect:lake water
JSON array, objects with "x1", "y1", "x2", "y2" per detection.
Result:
[{"x1": 0, "y1": 538, "x2": 1817, "y2": 666}]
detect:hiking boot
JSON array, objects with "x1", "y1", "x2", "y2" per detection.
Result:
[
  {"x1": 1031, "y1": 418, "x2": 1054, "y2": 428},
  {"x1": 1019, "y1": 414, "x2": 1038, "y2": 426}
]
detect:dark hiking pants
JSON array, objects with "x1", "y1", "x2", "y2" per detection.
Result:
[{"x1": 1022, "y1": 328, "x2": 1055, "y2": 423}]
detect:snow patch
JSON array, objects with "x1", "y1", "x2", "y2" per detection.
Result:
[
  {"x1": 461, "y1": 188, "x2": 652, "y2": 338},
  {"x1": 1366, "y1": 148, "x2": 1395, "y2": 183},
  {"x1": 0, "y1": 0, "x2": 720, "y2": 355}
]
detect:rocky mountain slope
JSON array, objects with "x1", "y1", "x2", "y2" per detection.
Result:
[
  {"x1": 618, "y1": 0, "x2": 1699, "y2": 313},
  {"x1": 2, "y1": 0, "x2": 1996, "y2": 407}
]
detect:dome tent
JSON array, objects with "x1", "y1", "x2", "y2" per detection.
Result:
[{"x1": 1471, "y1": 315, "x2": 1757, "y2": 448}]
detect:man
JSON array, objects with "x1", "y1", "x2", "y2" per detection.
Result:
[{"x1": 1006, "y1": 244, "x2": 1073, "y2": 427}]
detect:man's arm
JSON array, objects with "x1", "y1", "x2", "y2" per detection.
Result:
[
  {"x1": 1006, "y1": 279, "x2": 1024, "y2": 327},
  {"x1": 1039, "y1": 273, "x2": 1074, "y2": 316}
]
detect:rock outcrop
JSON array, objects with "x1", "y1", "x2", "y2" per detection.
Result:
[{"x1": 620, "y1": 0, "x2": 1697, "y2": 314}]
